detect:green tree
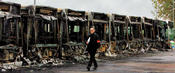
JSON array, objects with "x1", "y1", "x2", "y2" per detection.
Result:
[
  {"x1": 152, "y1": 0, "x2": 174, "y2": 27},
  {"x1": 152, "y1": 0, "x2": 175, "y2": 40}
]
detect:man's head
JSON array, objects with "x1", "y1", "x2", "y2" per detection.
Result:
[{"x1": 90, "y1": 27, "x2": 95, "y2": 34}]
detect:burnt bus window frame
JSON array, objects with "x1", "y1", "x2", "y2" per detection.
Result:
[
  {"x1": 93, "y1": 22, "x2": 109, "y2": 41},
  {"x1": 112, "y1": 23, "x2": 125, "y2": 40},
  {"x1": 23, "y1": 6, "x2": 58, "y2": 45},
  {"x1": 0, "y1": 17, "x2": 20, "y2": 45},
  {"x1": 128, "y1": 16, "x2": 142, "y2": 40},
  {"x1": 111, "y1": 14, "x2": 127, "y2": 41},
  {"x1": 153, "y1": 20, "x2": 167, "y2": 40},
  {"x1": 144, "y1": 24, "x2": 153, "y2": 39},
  {"x1": 153, "y1": 20, "x2": 159, "y2": 40},
  {"x1": 143, "y1": 17, "x2": 154, "y2": 39},
  {"x1": 62, "y1": 9, "x2": 87, "y2": 44},
  {"x1": 91, "y1": 12, "x2": 109, "y2": 41},
  {"x1": 0, "y1": 2, "x2": 21, "y2": 45},
  {"x1": 128, "y1": 24, "x2": 141, "y2": 40},
  {"x1": 158, "y1": 20, "x2": 167, "y2": 40},
  {"x1": 36, "y1": 18, "x2": 58, "y2": 44},
  {"x1": 68, "y1": 21, "x2": 86, "y2": 43}
]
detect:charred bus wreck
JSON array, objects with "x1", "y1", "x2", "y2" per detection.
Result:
[
  {"x1": 61, "y1": 9, "x2": 87, "y2": 58},
  {"x1": 111, "y1": 14, "x2": 128, "y2": 54},
  {"x1": 127, "y1": 16, "x2": 143, "y2": 52},
  {"x1": 21, "y1": 6, "x2": 59, "y2": 62},
  {"x1": 153, "y1": 20, "x2": 168, "y2": 50},
  {"x1": 88, "y1": 12, "x2": 110, "y2": 54},
  {"x1": 0, "y1": 2, "x2": 22, "y2": 63}
]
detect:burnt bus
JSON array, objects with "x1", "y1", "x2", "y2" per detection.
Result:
[
  {"x1": 128, "y1": 16, "x2": 143, "y2": 50},
  {"x1": 21, "y1": 6, "x2": 59, "y2": 61},
  {"x1": 88, "y1": 12, "x2": 110, "y2": 53},
  {"x1": 61, "y1": 9, "x2": 87, "y2": 57},
  {"x1": 0, "y1": 2, "x2": 22, "y2": 62},
  {"x1": 111, "y1": 14, "x2": 128, "y2": 53},
  {"x1": 153, "y1": 20, "x2": 168, "y2": 49}
]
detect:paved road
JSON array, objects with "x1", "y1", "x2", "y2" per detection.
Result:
[
  {"x1": 53, "y1": 51, "x2": 175, "y2": 73},
  {"x1": 6, "y1": 50, "x2": 175, "y2": 73}
]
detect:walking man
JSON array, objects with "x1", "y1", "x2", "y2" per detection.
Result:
[{"x1": 86, "y1": 27, "x2": 100, "y2": 71}]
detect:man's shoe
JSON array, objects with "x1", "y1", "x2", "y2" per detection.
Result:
[{"x1": 87, "y1": 67, "x2": 90, "y2": 71}]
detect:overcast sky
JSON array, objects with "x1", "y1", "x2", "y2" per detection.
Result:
[{"x1": 3, "y1": 0, "x2": 155, "y2": 18}]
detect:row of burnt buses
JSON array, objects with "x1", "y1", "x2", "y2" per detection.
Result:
[{"x1": 0, "y1": 2, "x2": 174, "y2": 64}]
